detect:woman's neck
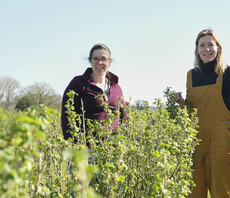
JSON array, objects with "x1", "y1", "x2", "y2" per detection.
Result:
[
  {"x1": 90, "y1": 73, "x2": 107, "y2": 91},
  {"x1": 91, "y1": 73, "x2": 106, "y2": 84}
]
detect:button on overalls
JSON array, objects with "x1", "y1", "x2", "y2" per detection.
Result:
[{"x1": 187, "y1": 69, "x2": 230, "y2": 198}]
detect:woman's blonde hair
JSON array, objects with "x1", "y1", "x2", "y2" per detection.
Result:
[{"x1": 194, "y1": 29, "x2": 227, "y2": 74}]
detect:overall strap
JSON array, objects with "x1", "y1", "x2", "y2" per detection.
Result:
[
  {"x1": 186, "y1": 69, "x2": 193, "y2": 89},
  {"x1": 216, "y1": 73, "x2": 223, "y2": 84}
]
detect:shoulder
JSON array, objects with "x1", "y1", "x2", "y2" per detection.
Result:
[
  {"x1": 107, "y1": 71, "x2": 119, "y2": 84},
  {"x1": 111, "y1": 83, "x2": 124, "y2": 97},
  {"x1": 64, "y1": 75, "x2": 86, "y2": 95},
  {"x1": 186, "y1": 67, "x2": 200, "y2": 75},
  {"x1": 113, "y1": 83, "x2": 122, "y2": 90},
  {"x1": 191, "y1": 67, "x2": 202, "y2": 74},
  {"x1": 224, "y1": 66, "x2": 230, "y2": 75},
  {"x1": 186, "y1": 68, "x2": 195, "y2": 79},
  {"x1": 223, "y1": 66, "x2": 230, "y2": 81},
  {"x1": 68, "y1": 75, "x2": 84, "y2": 87},
  {"x1": 67, "y1": 68, "x2": 91, "y2": 88},
  {"x1": 109, "y1": 72, "x2": 122, "y2": 91},
  {"x1": 187, "y1": 67, "x2": 203, "y2": 84}
]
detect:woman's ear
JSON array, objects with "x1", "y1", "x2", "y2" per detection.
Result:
[{"x1": 217, "y1": 46, "x2": 220, "y2": 52}]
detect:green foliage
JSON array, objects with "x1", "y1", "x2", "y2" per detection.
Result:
[
  {"x1": 15, "y1": 95, "x2": 35, "y2": 111},
  {"x1": 0, "y1": 106, "x2": 49, "y2": 197},
  {"x1": 163, "y1": 87, "x2": 180, "y2": 119},
  {"x1": 0, "y1": 88, "x2": 199, "y2": 197},
  {"x1": 86, "y1": 98, "x2": 198, "y2": 197}
]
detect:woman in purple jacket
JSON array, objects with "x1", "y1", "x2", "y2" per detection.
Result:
[{"x1": 61, "y1": 44, "x2": 126, "y2": 141}]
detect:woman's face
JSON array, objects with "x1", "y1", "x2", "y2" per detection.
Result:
[
  {"x1": 90, "y1": 49, "x2": 111, "y2": 76},
  {"x1": 197, "y1": 35, "x2": 219, "y2": 63}
]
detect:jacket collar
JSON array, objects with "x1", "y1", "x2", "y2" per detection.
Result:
[{"x1": 83, "y1": 68, "x2": 119, "y2": 85}]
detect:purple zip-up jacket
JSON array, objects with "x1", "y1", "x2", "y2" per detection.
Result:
[{"x1": 61, "y1": 68, "x2": 126, "y2": 140}]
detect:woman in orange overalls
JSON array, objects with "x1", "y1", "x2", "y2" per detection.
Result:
[{"x1": 174, "y1": 29, "x2": 230, "y2": 198}]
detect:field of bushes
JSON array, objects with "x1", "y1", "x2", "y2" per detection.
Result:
[{"x1": 0, "y1": 88, "x2": 199, "y2": 198}]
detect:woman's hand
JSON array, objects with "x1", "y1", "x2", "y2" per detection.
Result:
[{"x1": 173, "y1": 92, "x2": 185, "y2": 109}]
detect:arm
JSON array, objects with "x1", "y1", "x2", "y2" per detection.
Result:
[
  {"x1": 173, "y1": 69, "x2": 192, "y2": 109},
  {"x1": 118, "y1": 86, "x2": 126, "y2": 120},
  {"x1": 61, "y1": 77, "x2": 82, "y2": 140},
  {"x1": 173, "y1": 92, "x2": 185, "y2": 109}
]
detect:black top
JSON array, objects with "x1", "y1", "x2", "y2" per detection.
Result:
[{"x1": 191, "y1": 59, "x2": 230, "y2": 111}]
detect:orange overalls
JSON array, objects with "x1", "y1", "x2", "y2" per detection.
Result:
[{"x1": 187, "y1": 69, "x2": 230, "y2": 198}]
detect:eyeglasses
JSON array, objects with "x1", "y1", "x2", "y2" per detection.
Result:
[{"x1": 91, "y1": 57, "x2": 110, "y2": 63}]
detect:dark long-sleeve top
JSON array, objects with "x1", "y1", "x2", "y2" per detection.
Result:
[
  {"x1": 61, "y1": 68, "x2": 126, "y2": 140},
  {"x1": 191, "y1": 60, "x2": 230, "y2": 111}
]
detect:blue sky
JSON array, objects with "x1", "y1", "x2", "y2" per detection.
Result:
[{"x1": 1, "y1": 0, "x2": 230, "y2": 104}]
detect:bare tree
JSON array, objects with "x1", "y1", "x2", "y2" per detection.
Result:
[
  {"x1": 0, "y1": 76, "x2": 20, "y2": 109},
  {"x1": 22, "y1": 82, "x2": 61, "y2": 110},
  {"x1": 132, "y1": 100, "x2": 147, "y2": 110}
]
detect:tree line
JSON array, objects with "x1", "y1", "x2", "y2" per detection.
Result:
[
  {"x1": 0, "y1": 75, "x2": 161, "y2": 112},
  {"x1": 0, "y1": 76, "x2": 62, "y2": 111}
]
